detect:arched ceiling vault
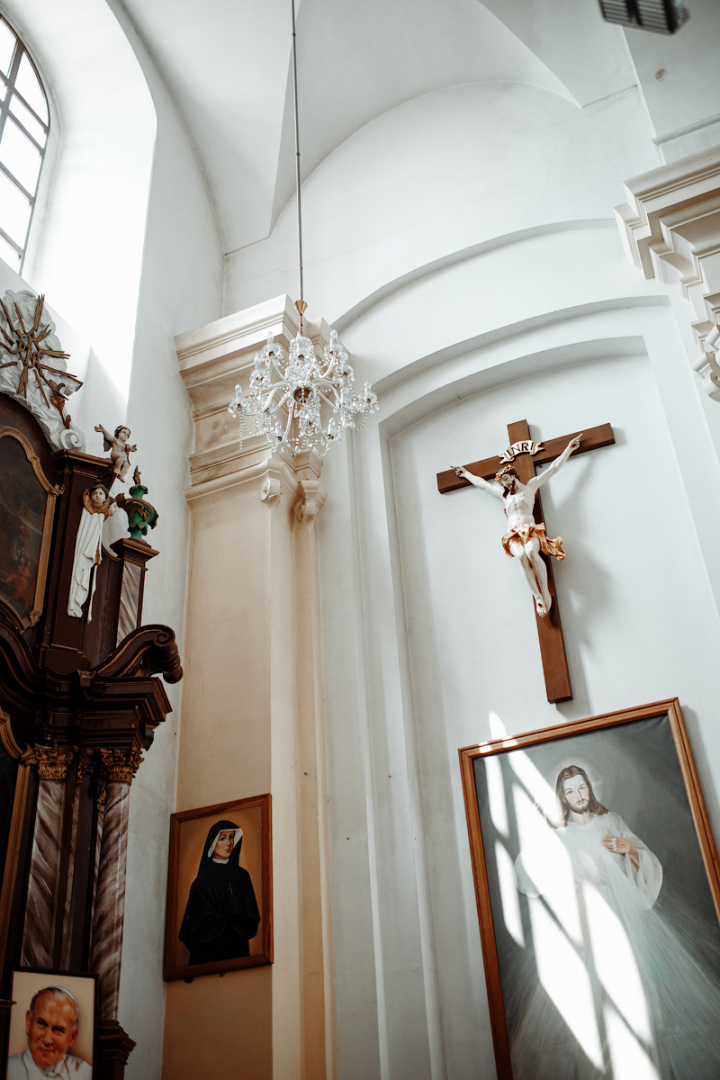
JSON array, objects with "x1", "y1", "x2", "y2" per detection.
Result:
[{"x1": 118, "y1": 0, "x2": 623, "y2": 254}]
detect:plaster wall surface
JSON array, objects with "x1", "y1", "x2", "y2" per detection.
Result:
[
  {"x1": 1, "y1": 1, "x2": 223, "y2": 1073},
  {"x1": 622, "y1": 0, "x2": 720, "y2": 160},
  {"x1": 318, "y1": 250, "x2": 720, "y2": 1077},
  {"x1": 225, "y1": 79, "x2": 660, "y2": 321},
  {"x1": 101, "y1": 7, "x2": 224, "y2": 1078},
  {"x1": 1, "y1": 0, "x2": 156, "y2": 394},
  {"x1": 6, "y1": 4, "x2": 719, "y2": 1078}
]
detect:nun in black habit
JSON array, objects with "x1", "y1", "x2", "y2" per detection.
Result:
[{"x1": 179, "y1": 819, "x2": 260, "y2": 965}]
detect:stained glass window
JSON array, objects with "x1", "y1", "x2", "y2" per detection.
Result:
[{"x1": 0, "y1": 17, "x2": 49, "y2": 271}]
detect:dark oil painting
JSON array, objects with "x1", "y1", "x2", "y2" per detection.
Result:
[{"x1": 0, "y1": 434, "x2": 46, "y2": 624}]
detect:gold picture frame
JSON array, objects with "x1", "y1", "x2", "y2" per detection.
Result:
[
  {"x1": 163, "y1": 793, "x2": 273, "y2": 981},
  {"x1": 0, "y1": 714, "x2": 35, "y2": 972},
  {"x1": 459, "y1": 698, "x2": 720, "y2": 1080}
]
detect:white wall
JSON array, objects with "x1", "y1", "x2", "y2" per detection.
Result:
[
  {"x1": 219, "y1": 53, "x2": 720, "y2": 1080},
  {"x1": 6, "y1": 1, "x2": 712, "y2": 1075},
  {"x1": 2, "y1": 0, "x2": 223, "y2": 1075},
  {"x1": 1, "y1": 0, "x2": 157, "y2": 395},
  {"x1": 101, "y1": 5, "x2": 224, "y2": 1079}
]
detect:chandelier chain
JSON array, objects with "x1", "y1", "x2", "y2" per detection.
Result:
[
  {"x1": 227, "y1": 0, "x2": 378, "y2": 459},
  {"x1": 291, "y1": 0, "x2": 304, "y2": 316}
]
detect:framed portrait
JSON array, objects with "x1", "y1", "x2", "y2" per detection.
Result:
[
  {"x1": 0, "y1": 428, "x2": 59, "y2": 630},
  {"x1": 6, "y1": 969, "x2": 98, "y2": 1079},
  {"x1": 163, "y1": 792, "x2": 272, "y2": 981},
  {"x1": 459, "y1": 698, "x2": 720, "y2": 1080}
]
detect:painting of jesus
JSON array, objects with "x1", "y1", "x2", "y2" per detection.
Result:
[{"x1": 460, "y1": 701, "x2": 720, "y2": 1080}]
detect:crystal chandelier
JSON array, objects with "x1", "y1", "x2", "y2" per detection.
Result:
[{"x1": 229, "y1": 1, "x2": 378, "y2": 458}]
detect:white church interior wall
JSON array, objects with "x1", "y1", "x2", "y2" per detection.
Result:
[
  {"x1": 387, "y1": 349, "x2": 720, "y2": 1077},
  {"x1": 0, "y1": 0, "x2": 157, "y2": 396},
  {"x1": 0, "y1": 2, "x2": 224, "y2": 1074},
  {"x1": 620, "y1": 0, "x2": 720, "y2": 162},
  {"x1": 100, "y1": 7, "x2": 225, "y2": 1078},
  {"x1": 319, "y1": 223, "x2": 720, "y2": 1077}
]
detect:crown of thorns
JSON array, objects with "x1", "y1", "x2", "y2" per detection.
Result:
[{"x1": 495, "y1": 463, "x2": 518, "y2": 484}]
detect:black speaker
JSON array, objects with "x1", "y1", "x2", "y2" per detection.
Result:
[{"x1": 598, "y1": 0, "x2": 689, "y2": 34}]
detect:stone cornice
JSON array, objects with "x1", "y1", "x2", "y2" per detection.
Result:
[{"x1": 615, "y1": 144, "x2": 720, "y2": 398}]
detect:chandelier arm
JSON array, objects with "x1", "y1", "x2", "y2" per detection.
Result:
[
  {"x1": 272, "y1": 354, "x2": 289, "y2": 379},
  {"x1": 264, "y1": 387, "x2": 293, "y2": 416},
  {"x1": 317, "y1": 389, "x2": 341, "y2": 411},
  {"x1": 281, "y1": 403, "x2": 295, "y2": 445},
  {"x1": 310, "y1": 376, "x2": 338, "y2": 394},
  {"x1": 318, "y1": 357, "x2": 339, "y2": 380},
  {"x1": 256, "y1": 382, "x2": 289, "y2": 413}
]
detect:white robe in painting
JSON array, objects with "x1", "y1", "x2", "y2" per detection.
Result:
[
  {"x1": 7, "y1": 1047, "x2": 92, "y2": 1079},
  {"x1": 67, "y1": 490, "x2": 115, "y2": 621},
  {"x1": 512, "y1": 811, "x2": 720, "y2": 1080}
]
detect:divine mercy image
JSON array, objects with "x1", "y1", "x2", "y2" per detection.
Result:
[
  {"x1": 473, "y1": 715, "x2": 720, "y2": 1080},
  {"x1": 179, "y1": 819, "x2": 260, "y2": 965}
]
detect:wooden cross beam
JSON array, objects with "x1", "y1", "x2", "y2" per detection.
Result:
[{"x1": 437, "y1": 420, "x2": 615, "y2": 703}]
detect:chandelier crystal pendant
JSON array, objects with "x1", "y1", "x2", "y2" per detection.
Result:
[{"x1": 228, "y1": 1, "x2": 378, "y2": 459}]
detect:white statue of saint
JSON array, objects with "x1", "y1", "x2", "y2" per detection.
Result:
[
  {"x1": 453, "y1": 435, "x2": 581, "y2": 617},
  {"x1": 67, "y1": 484, "x2": 117, "y2": 621}
]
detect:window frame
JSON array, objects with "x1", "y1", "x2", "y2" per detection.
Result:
[{"x1": 0, "y1": 15, "x2": 50, "y2": 271}]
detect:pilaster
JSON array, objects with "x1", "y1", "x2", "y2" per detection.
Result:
[{"x1": 167, "y1": 295, "x2": 337, "y2": 1080}]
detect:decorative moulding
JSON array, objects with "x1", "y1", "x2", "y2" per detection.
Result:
[
  {"x1": 293, "y1": 478, "x2": 327, "y2": 527},
  {"x1": 0, "y1": 290, "x2": 86, "y2": 448},
  {"x1": 615, "y1": 145, "x2": 720, "y2": 399}
]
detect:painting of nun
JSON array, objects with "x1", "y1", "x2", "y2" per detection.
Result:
[
  {"x1": 179, "y1": 819, "x2": 260, "y2": 965},
  {"x1": 164, "y1": 794, "x2": 272, "y2": 980}
]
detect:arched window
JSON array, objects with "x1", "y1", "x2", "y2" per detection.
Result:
[{"x1": 0, "y1": 16, "x2": 49, "y2": 271}]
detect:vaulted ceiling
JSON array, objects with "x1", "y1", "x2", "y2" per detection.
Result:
[{"x1": 120, "y1": 0, "x2": 638, "y2": 253}]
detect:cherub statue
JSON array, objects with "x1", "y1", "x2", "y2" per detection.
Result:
[
  {"x1": 67, "y1": 484, "x2": 117, "y2": 620},
  {"x1": 453, "y1": 435, "x2": 581, "y2": 617},
  {"x1": 95, "y1": 423, "x2": 137, "y2": 482}
]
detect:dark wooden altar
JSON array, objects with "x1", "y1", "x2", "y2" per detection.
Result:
[{"x1": 0, "y1": 393, "x2": 181, "y2": 1079}]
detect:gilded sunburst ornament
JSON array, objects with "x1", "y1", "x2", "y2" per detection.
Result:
[
  {"x1": 0, "y1": 290, "x2": 86, "y2": 451},
  {"x1": 0, "y1": 292, "x2": 80, "y2": 404}
]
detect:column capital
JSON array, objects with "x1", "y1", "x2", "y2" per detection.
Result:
[
  {"x1": 99, "y1": 747, "x2": 143, "y2": 784},
  {"x1": 35, "y1": 744, "x2": 76, "y2": 782}
]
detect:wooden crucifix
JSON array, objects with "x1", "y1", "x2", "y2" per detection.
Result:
[{"x1": 437, "y1": 420, "x2": 615, "y2": 703}]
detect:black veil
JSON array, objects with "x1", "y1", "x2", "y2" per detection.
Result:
[{"x1": 179, "y1": 818, "x2": 260, "y2": 966}]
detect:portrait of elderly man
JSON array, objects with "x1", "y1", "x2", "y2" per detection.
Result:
[{"x1": 7, "y1": 985, "x2": 92, "y2": 1079}]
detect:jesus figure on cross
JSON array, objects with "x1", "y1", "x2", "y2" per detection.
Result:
[{"x1": 453, "y1": 434, "x2": 581, "y2": 618}]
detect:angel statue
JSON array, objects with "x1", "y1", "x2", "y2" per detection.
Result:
[
  {"x1": 95, "y1": 423, "x2": 137, "y2": 482},
  {"x1": 453, "y1": 435, "x2": 581, "y2": 617},
  {"x1": 67, "y1": 484, "x2": 117, "y2": 620}
]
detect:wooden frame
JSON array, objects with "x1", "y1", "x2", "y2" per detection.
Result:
[
  {"x1": 0, "y1": 427, "x2": 60, "y2": 629},
  {"x1": 0, "y1": 715, "x2": 34, "y2": 974},
  {"x1": 459, "y1": 698, "x2": 720, "y2": 1080},
  {"x1": 6, "y1": 969, "x2": 98, "y2": 1077},
  {"x1": 163, "y1": 793, "x2": 273, "y2": 981}
]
